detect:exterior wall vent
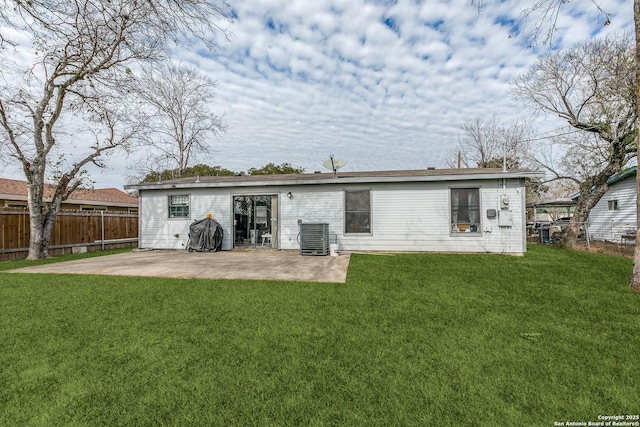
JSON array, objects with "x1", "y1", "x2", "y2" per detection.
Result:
[{"x1": 299, "y1": 223, "x2": 330, "y2": 256}]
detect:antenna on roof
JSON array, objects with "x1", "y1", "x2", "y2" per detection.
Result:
[
  {"x1": 323, "y1": 154, "x2": 347, "y2": 178},
  {"x1": 502, "y1": 140, "x2": 508, "y2": 172}
]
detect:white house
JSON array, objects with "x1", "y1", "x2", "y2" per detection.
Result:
[
  {"x1": 124, "y1": 168, "x2": 542, "y2": 255},
  {"x1": 586, "y1": 167, "x2": 637, "y2": 243}
]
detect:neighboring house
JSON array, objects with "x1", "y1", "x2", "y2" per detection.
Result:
[
  {"x1": 125, "y1": 168, "x2": 541, "y2": 255},
  {"x1": 585, "y1": 167, "x2": 637, "y2": 242},
  {"x1": 0, "y1": 178, "x2": 138, "y2": 212}
]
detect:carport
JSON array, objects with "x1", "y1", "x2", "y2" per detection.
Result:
[
  {"x1": 526, "y1": 198, "x2": 576, "y2": 225},
  {"x1": 526, "y1": 198, "x2": 577, "y2": 244}
]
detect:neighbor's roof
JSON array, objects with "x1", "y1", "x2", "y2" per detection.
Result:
[
  {"x1": 607, "y1": 166, "x2": 636, "y2": 186},
  {"x1": 568, "y1": 166, "x2": 637, "y2": 201},
  {"x1": 125, "y1": 167, "x2": 543, "y2": 191},
  {"x1": 526, "y1": 198, "x2": 577, "y2": 209},
  {"x1": 0, "y1": 178, "x2": 138, "y2": 207}
]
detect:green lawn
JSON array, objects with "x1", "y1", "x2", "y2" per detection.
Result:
[{"x1": 1, "y1": 245, "x2": 638, "y2": 426}]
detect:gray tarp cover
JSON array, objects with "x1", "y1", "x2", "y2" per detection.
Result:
[{"x1": 187, "y1": 218, "x2": 224, "y2": 252}]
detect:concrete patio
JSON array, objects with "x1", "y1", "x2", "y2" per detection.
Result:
[{"x1": 8, "y1": 249, "x2": 352, "y2": 283}]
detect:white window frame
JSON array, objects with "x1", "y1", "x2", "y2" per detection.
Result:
[
  {"x1": 168, "y1": 194, "x2": 190, "y2": 218},
  {"x1": 608, "y1": 200, "x2": 619, "y2": 211},
  {"x1": 450, "y1": 187, "x2": 482, "y2": 234},
  {"x1": 344, "y1": 189, "x2": 372, "y2": 234}
]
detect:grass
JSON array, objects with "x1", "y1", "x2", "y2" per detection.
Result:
[
  {"x1": 1, "y1": 245, "x2": 638, "y2": 426},
  {"x1": 0, "y1": 248, "x2": 134, "y2": 272}
]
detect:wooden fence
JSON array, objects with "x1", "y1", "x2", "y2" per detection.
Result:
[{"x1": 0, "y1": 208, "x2": 138, "y2": 261}]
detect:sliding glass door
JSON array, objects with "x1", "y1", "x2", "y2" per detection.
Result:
[{"x1": 233, "y1": 195, "x2": 278, "y2": 249}]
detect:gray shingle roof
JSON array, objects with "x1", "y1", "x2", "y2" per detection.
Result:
[{"x1": 125, "y1": 167, "x2": 543, "y2": 191}]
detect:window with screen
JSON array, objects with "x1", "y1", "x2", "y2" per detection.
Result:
[
  {"x1": 168, "y1": 195, "x2": 190, "y2": 218},
  {"x1": 345, "y1": 190, "x2": 371, "y2": 234},
  {"x1": 450, "y1": 188, "x2": 480, "y2": 233}
]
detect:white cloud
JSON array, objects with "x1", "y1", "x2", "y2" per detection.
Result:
[
  {"x1": 142, "y1": 0, "x2": 635, "y2": 181},
  {"x1": 0, "y1": 0, "x2": 633, "y2": 187}
]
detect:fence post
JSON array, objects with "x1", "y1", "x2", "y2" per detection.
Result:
[
  {"x1": 101, "y1": 210, "x2": 105, "y2": 251},
  {"x1": 585, "y1": 223, "x2": 590, "y2": 251}
]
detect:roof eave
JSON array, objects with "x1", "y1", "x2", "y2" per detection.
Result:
[
  {"x1": 0, "y1": 194, "x2": 137, "y2": 207},
  {"x1": 125, "y1": 170, "x2": 543, "y2": 191},
  {"x1": 606, "y1": 166, "x2": 637, "y2": 185},
  {"x1": 62, "y1": 199, "x2": 139, "y2": 207},
  {"x1": 0, "y1": 193, "x2": 28, "y2": 201}
]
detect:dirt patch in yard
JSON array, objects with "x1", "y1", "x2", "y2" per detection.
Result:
[
  {"x1": 574, "y1": 240, "x2": 635, "y2": 258},
  {"x1": 528, "y1": 238, "x2": 635, "y2": 259}
]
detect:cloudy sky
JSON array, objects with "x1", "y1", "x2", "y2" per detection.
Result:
[{"x1": 2, "y1": 0, "x2": 634, "y2": 189}]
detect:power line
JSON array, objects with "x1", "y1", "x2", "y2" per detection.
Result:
[{"x1": 521, "y1": 127, "x2": 588, "y2": 143}]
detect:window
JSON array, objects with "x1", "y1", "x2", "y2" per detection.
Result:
[
  {"x1": 345, "y1": 190, "x2": 371, "y2": 233},
  {"x1": 608, "y1": 200, "x2": 619, "y2": 211},
  {"x1": 169, "y1": 195, "x2": 190, "y2": 218},
  {"x1": 451, "y1": 188, "x2": 480, "y2": 233}
]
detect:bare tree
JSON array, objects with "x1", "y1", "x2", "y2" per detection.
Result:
[
  {"x1": 445, "y1": 115, "x2": 533, "y2": 169},
  {"x1": 471, "y1": 0, "x2": 611, "y2": 47},
  {"x1": 445, "y1": 115, "x2": 546, "y2": 200},
  {"x1": 0, "y1": 0, "x2": 231, "y2": 259},
  {"x1": 513, "y1": 33, "x2": 637, "y2": 246},
  {"x1": 134, "y1": 63, "x2": 227, "y2": 179},
  {"x1": 473, "y1": 0, "x2": 640, "y2": 294}
]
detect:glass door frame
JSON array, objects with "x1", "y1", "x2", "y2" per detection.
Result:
[{"x1": 232, "y1": 194, "x2": 278, "y2": 249}]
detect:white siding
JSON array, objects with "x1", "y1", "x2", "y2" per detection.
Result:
[
  {"x1": 587, "y1": 176, "x2": 636, "y2": 242},
  {"x1": 330, "y1": 180, "x2": 525, "y2": 254},
  {"x1": 139, "y1": 188, "x2": 233, "y2": 250},
  {"x1": 138, "y1": 177, "x2": 528, "y2": 255},
  {"x1": 279, "y1": 188, "x2": 343, "y2": 250}
]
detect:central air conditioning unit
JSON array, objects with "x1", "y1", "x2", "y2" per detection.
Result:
[{"x1": 299, "y1": 222, "x2": 330, "y2": 256}]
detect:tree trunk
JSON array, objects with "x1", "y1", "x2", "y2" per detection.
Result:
[
  {"x1": 633, "y1": 173, "x2": 640, "y2": 290},
  {"x1": 26, "y1": 179, "x2": 48, "y2": 260},
  {"x1": 27, "y1": 196, "x2": 60, "y2": 260},
  {"x1": 25, "y1": 167, "x2": 60, "y2": 260},
  {"x1": 27, "y1": 217, "x2": 47, "y2": 259},
  {"x1": 563, "y1": 184, "x2": 608, "y2": 248},
  {"x1": 631, "y1": 0, "x2": 640, "y2": 291}
]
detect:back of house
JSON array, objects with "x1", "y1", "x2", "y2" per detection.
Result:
[{"x1": 125, "y1": 168, "x2": 542, "y2": 256}]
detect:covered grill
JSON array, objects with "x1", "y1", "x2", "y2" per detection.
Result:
[{"x1": 186, "y1": 217, "x2": 224, "y2": 252}]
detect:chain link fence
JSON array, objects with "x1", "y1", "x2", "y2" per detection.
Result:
[{"x1": 528, "y1": 219, "x2": 636, "y2": 251}]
